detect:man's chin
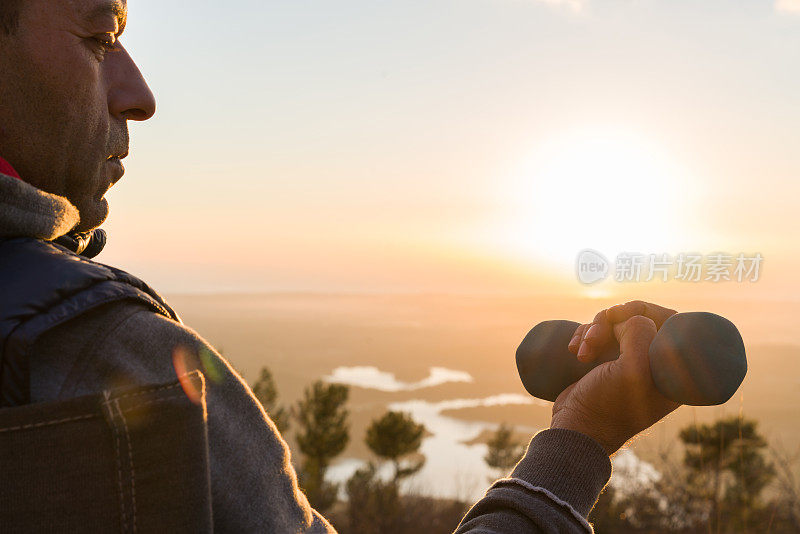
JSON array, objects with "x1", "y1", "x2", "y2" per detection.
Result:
[{"x1": 73, "y1": 197, "x2": 109, "y2": 233}]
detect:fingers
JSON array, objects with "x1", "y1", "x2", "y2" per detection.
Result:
[
  {"x1": 570, "y1": 301, "x2": 677, "y2": 362},
  {"x1": 607, "y1": 300, "x2": 677, "y2": 329},
  {"x1": 612, "y1": 315, "x2": 657, "y2": 375},
  {"x1": 568, "y1": 323, "x2": 589, "y2": 354},
  {"x1": 612, "y1": 315, "x2": 682, "y2": 419},
  {"x1": 570, "y1": 309, "x2": 613, "y2": 362},
  {"x1": 582, "y1": 309, "x2": 613, "y2": 347}
]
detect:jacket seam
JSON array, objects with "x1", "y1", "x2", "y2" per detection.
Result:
[
  {"x1": 0, "y1": 413, "x2": 96, "y2": 432},
  {"x1": 119, "y1": 393, "x2": 188, "y2": 413},
  {"x1": 0, "y1": 391, "x2": 189, "y2": 433},
  {"x1": 103, "y1": 395, "x2": 129, "y2": 533},
  {"x1": 115, "y1": 398, "x2": 137, "y2": 534},
  {"x1": 113, "y1": 382, "x2": 183, "y2": 401}
]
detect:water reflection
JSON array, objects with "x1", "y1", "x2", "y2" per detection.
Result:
[
  {"x1": 324, "y1": 367, "x2": 659, "y2": 501},
  {"x1": 324, "y1": 365, "x2": 474, "y2": 391},
  {"x1": 328, "y1": 394, "x2": 537, "y2": 500}
]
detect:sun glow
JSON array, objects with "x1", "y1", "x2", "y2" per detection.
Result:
[{"x1": 500, "y1": 126, "x2": 694, "y2": 270}]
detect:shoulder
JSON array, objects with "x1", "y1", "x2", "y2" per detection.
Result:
[
  {"x1": 30, "y1": 299, "x2": 195, "y2": 402},
  {"x1": 0, "y1": 237, "x2": 177, "y2": 330},
  {"x1": 1, "y1": 238, "x2": 177, "y2": 405}
]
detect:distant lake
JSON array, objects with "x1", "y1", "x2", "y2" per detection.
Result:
[
  {"x1": 325, "y1": 365, "x2": 659, "y2": 501},
  {"x1": 324, "y1": 365, "x2": 474, "y2": 391}
]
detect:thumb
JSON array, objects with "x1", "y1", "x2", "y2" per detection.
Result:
[{"x1": 613, "y1": 315, "x2": 657, "y2": 374}]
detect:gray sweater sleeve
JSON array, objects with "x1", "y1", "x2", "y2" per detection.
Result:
[
  {"x1": 30, "y1": 301, "x2": 335, "y2": 534},
  {"x1": 455, "y1": 428, "x2": 612, "y2": 533}
]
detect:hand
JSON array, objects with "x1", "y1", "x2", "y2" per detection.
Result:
[
  {"x1": 550, "y1": 313, "x2": 680, "y2": 455},
  {"x1": 567, "y1": 300, "x2": 677, "y2": 362}
]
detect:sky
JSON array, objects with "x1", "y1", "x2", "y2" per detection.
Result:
[{"x1": 101, "y1": 0, "x2": 800, "y2": 297}]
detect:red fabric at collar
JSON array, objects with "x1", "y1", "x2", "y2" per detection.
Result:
[{"x1": 0, "y1": 155, "x2": 21, "y2": 179}]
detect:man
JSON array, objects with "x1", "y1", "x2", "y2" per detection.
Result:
[{"x1": 0, "y1": 1, "x2": 679, "y2": 532}]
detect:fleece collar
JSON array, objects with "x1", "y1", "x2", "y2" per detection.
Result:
[{"x1": 0, "y1": 171, "x2": 80, "y2": 241}]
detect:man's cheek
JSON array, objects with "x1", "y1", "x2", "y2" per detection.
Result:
[{"x1": 31, "y1": 39, "x2": 101, "y2": 111}]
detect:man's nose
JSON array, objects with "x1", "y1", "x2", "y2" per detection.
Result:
[{"x1": 106, "y1": 44, "x2": 157, "y2": 122}]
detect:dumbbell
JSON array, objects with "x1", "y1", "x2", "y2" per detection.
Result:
[{"x1": 515, "y1": 312, "x2": 747, "y2": 406}]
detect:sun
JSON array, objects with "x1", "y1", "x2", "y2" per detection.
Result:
[{"x1": 499, "y1": 126, "x2": 693, "y2": 271}]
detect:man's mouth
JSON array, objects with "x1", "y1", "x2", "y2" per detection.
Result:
[
  {"x1": 96, "y1": 154, "x2": 127, "y2": 201},
  {"x1": 106, "y1": 153, "x2": 127, "y2": 185}
]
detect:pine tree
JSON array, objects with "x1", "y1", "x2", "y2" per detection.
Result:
[
  {"x1": 345, "y1": 463, "x2": 402, "y2": 534},
  {"x1": 294, "y1": 381, "x2": 350, "y2": 512},
  {"x1": 251, "y1": 366, "x2": 290, "y2": 433},
  {"x1": 484, "y1": 423, "x2": 525, "y2": 477},
  {"x1": 365, "y1": 411, "x2": 426, "y2": 482},
  {"x1": 679, "y1": 416, "x2": 775, "y2": 532}
]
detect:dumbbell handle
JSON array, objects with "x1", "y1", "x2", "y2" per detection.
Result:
[{"x1": 515, "y1": 312, "x2": 747, "y2": 406}]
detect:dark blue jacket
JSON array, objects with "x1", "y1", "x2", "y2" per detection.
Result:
[{"x1": 0, "y1": 232, "x2": 178, "y2": 407}]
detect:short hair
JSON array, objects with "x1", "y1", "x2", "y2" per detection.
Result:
[{"x1": 0, "y1": 0, "x2": 22, "y2": 35}]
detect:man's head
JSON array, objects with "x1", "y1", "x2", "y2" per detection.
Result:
[{"x1": 0, "y1": 0, "x2": 155, "y2": 232}]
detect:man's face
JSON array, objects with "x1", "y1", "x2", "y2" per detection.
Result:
[{"x1": 0, "y1": 0, "x2": 155, "y2": 232}]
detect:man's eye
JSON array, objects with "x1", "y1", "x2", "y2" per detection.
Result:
[{"x1": 91, "y1": 35, "x2": 117, "y2": 56}]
